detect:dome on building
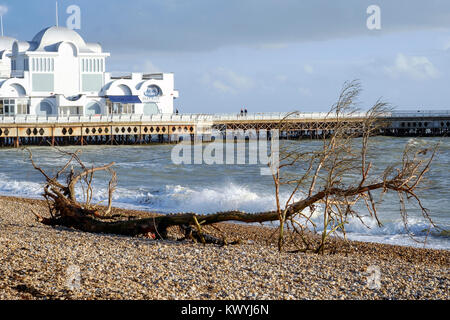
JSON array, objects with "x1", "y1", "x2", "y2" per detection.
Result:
[
  {"x1": 12, "y1": 41, "x2": 35, "y2": 54},
  {"x1": 0, "y1": 36, "x2": 17, "y2": 52},
  {"x1": 85, "y1": 42, "x2": 103, "y2": 53},
  {"x1": 31, "y1": 26, "x2": 87, "y2": 51}
]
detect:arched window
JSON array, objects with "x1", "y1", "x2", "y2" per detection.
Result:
[
  {"x1": 86, "y1": 102, "x2": 102, "y2": 116},
  {"x1": 36, "y1": 101, "x2": 54, "y2": 116}
]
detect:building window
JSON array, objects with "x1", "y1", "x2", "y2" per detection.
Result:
[
  {"x1": 107, "y1": 102, "x2": 135, "y2": 114},
  {"x1": 0, "y1": 99, "x2": 16, "y2": 116},
  {"x1": 60, "y1": 106, "x2": 82, "y2": 116},
  {"x1": 16, "y1": 99, "x2": 31, "y2": 115}
]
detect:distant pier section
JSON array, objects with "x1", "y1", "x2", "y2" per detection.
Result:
[{"x1": 0, "y1": 110, "x2": 448, "y2": 148}]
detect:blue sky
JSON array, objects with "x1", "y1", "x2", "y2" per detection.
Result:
[{"x1": 2, "y1": 0, "x2": 450, "y2": 113}]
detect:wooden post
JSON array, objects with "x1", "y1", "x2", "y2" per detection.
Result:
[
  {"x1": 110, "y1": 125, "x2": 114, "y2": 145},
  {"x1": 81, "y1": 125, "x2": 84, "y2": 146},
  {"x1": 51, "y1": 127, "x2": 55, "y2": 147}
]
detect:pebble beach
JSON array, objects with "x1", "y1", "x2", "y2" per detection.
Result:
[{"x1": 0, "y1": 196, "x2": 448, "y2": 300}]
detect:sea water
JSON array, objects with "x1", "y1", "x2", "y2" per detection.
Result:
[{"x1": 0, "y1": 136, "x2": 448, "y2": 249}]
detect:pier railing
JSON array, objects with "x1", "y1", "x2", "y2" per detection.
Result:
[{"x1": 1, "y1": 110, "x2": 449, "y2": 124}]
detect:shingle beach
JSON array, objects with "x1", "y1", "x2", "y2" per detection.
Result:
[{"x1": 0, "y1": 196, "x2": 448, "y2": 300}]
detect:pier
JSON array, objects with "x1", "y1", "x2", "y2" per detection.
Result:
[{"x1": 0, "y1": 110, "x2": 448, "y2": 148}]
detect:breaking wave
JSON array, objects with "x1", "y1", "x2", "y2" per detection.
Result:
[{"x1": 0, "y1": 173, "x2": 447, "y2": 249}]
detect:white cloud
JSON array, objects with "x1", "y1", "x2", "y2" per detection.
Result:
[
  {"x1": 202, "y1": 67, "x2": 254, "y2": 94},
  {"x1": 444, "y1": 41, "x2": 450, "y2": 51},
  {"x1": 0, "y1": 5, "x2": 7, "y2": 16},
  {"x1": 275, "y1": 75, "x2": 288, "y2": 82},
  {"x1": 384, "y1": 53, "x2": 439, "y2": 80},
  {"x1": 142, "y1": 60, "x2": 160, "y2": 73},
  {"x1": 298, "y1": 87, "x2": 312, "y2": 96},
  {"x1": 212, "y1": 80, "x2": 235, "y2": 94},
  {"x1": 304, "y1": 64, "x2": 314, "y2": 74}
]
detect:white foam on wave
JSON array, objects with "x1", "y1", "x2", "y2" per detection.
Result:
[
  {"x1": 0, "y1": 173, "x2": 43, "y2": 199},
  {"x1": 109, "y1": 183, "x2": 449, "y2": 248},
  {"x1": 0, "y1": 172, "x2": 448, "y2": 249},
  {"x1": 114, "y1": 183, "x2": 280, "y2": 214},
  {"x1": 325, "y1": 216, "x2": 449, "y2": 249}
]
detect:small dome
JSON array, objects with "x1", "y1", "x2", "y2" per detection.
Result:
[
  {"x1": 84, "y1": 42, "x2": 102, "y2": 53},
  {"x1": 31, "y1": 26, "x2": 86, "y2": 51},
  {"x1": 13, "y1": 41, "x2": 35, "y2": 54},
  {"x1": 0, "y1": 36, "x2": 17, "y2": 52}
]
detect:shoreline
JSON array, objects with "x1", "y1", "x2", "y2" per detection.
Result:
[
  {"x1": 0, "y1": 193, "x2": 448, "y2": 251},
  {"x1": 0, "y1": 195, "x2": 448, "y2": 299}
]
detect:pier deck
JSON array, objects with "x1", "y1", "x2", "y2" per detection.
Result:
[{"x1": 0, "y1": 111, "x2": 448, "y2": 147}]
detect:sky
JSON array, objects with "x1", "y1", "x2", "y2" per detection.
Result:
[{"x1": 1, "y1": 0, "x2": 450, "y2": 113}]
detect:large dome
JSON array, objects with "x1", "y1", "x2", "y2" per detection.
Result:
[{"x1": 31, "y1": 26, "x2": 86, "y2": 51}]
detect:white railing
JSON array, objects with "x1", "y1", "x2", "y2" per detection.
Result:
[
  {"x1": 390, "y1": 110, "x2": 450, "y2": 118},
  {"x1": 0, "y1": 110, "x2": 449, "y2": 124}
]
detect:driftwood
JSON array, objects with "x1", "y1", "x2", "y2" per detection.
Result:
[{"x1": 27, "y1": 81, "x2": 438, "y2": 251}]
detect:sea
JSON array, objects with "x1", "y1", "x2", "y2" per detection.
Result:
[{"x1": 0, "y1": 136, "x2": 448, "y2": 250}]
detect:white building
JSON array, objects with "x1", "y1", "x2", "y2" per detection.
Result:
[{"x1": 0, "y1": 26, "x2": 179, "y2": 117}]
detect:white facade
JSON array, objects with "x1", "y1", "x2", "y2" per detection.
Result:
[{"x1": 0, "y1": 26, "x2": 179, "y2": 117}]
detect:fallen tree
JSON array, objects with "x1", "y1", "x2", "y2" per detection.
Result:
[{"x1": 28, "y1": 81, "x2": 438, "y2": 252}]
